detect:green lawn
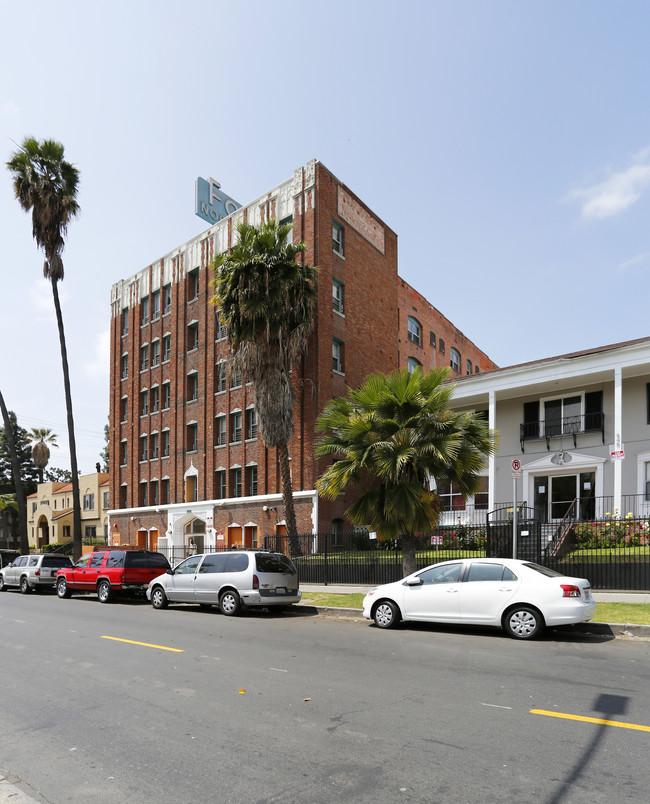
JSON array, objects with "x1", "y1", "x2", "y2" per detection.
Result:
[{"x1": 298, "y1": 592, "x2": 650, "y2": 625}]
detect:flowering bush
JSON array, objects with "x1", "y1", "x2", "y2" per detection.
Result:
[{"x1": 573, "y1": 513, "x2": 649, "y2": 549}]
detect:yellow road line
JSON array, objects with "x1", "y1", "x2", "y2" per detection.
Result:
[
  {"x1": 531, "y1": 709, "x2": 650, "y2": 732},
  {"x1": 101, "y1": 635, "x2": 184, "y2": 653}
]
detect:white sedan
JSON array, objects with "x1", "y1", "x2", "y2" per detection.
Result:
[{"x1": 362, "y1": 558, "x2": 596, "y2": 640}]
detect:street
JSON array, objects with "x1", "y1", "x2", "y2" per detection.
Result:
[{"x1": 1, "y1": 591, "x2": 649, "y2": 803}]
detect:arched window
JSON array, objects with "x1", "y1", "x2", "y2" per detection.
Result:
[
  {"x1": 450, "y1": 348, "x2": 461, "y2": 372},
  {"x1": 407, "y1": 357, "x2": 422, "y2": 374},
  {"x1": 407, "y1": 316, "x2": 422, "y2": 346}
]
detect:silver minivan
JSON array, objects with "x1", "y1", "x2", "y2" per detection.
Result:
[
  {"x1": 146, "y1": 550, "x2": 301, "y2": 615},
  {"x1": 0, "y1": 553, "x2": 73, "y2": 593}
]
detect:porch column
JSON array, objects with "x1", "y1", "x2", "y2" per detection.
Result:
[
  {"x1": 489, "y1": 390, "x2": 496, "y2": 511},
  {"x1": 614, "y1": 365, "x2": 623, "y2": 513}
]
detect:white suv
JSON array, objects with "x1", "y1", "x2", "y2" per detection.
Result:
[
  {"x1": 147, "y1": 550, "x2": 301, "y2": 615},
  {"x1": 0, "y1": 553, "x2": 73, "y2": 593}
]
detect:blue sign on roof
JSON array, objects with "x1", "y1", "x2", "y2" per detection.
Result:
[{"x1": 195, "y1": 177, "x2": 241, "y2": 225}]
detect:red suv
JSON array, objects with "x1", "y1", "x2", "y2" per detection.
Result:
[{"x1": 56, "y1": 547, "x2": 171, "y2": 603}]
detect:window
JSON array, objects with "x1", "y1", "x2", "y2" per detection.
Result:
[
  {"x1": 230, "y1": 368, "x2": 242, "y2": 389},
  {"x1": 407, "y1": 357, "x2": 422, "y2": 374},
  {"x1": 151, "y1": 339, "x2": 160, "y2": 367},
  {"x1": 141, "y1": 296, "x2": 149, "y2": 326},
  {"x1": 150, "y1": 385, "x2": 159, "y2": 413},
  {"x1": 187, "y1": 371, "x2": 199, "y2": 402},
  {"x1": 439, "y1": 339, "x2": 446, "y2": 356},
  {"x1": 246, "y1": 408, "x2": 258, "y2": 440},
  {"x1": 544, "y1": 395, "x2": 582, "y2": 438},
  {"x1": 163, "y1": 284, "x2": 172, "y2": 315},
  {"x1": 216, "y1": 361, "x2": 227, "y2": 393},
  {"x1": 474, "y1": 365, "x2": 480, "y2": 374},
  {"x1": 215, "y1": 415, "x2": 227, "y2": 447},
  {"x1": 139, "y1": 482, "x2": 147, "y2": 507},
  {"x1": 162, "y1": 334, "x2": 171, "y2": 362},
  {"x1": 120, "y1": 397, "x2": 128, "y2": 423},
  {"x1": 140, "y1": 390, "x2": 149, "y2": 417},
  {"x1": 151, "y1": 432, "x2": 159, "y2": 460},
  {"x1": 466, "y1": 359, "x2": 472, "y2": 376},
  {"x1": 430, "y1": 331, "x2": 436, "y2": 348},
  {"x1": 332, "y1": 280, "x2": 344, "y2": 314},
  {"x1": 186, "y1": 423, "x2": 197, "y2": 453},
  {"x1": 83, "y1": 493, "x2": 95, "y2": 511},
  {"x1": 466, "y1": 563, "x2": 510, "y2": 582},
  {"x1": 140, "y1": 435, "x2": 148, "y2": 462},
  {"x1": 151, "y1": 290, "x2": 160, "y2": 321},
  {"x1": 140, "y1": 344, "x2": 149, "y2": 371},
  {"x1": 216, "y1": 315, "x2": 228, "y2": 341},
  {"x1": 187, "y1": 322, "x2": 199, "y2": 352},
  {"x1": 437, "y1": 481, "x2": 465, "y2": 512},
  {"x1": 150, "y1": 480, "x2": 159, "y2": 506},
  {"x1": 332, "y1": 339, "x2": 344, "y2": 373},
  {"x1": 162, "y1": 429, "x2": 170, "y2": 458},
  {"x1": 85, "y1": 526, "x2": 97, "y2": 540},
  {"x1": 247, "y1": 465, "x2": 258, "y2": 496},
  {"x1": 332, "y1": 221, "x2": 344, "y2": 255},
  {"x1": 474, "y1": 477, "x2": 489, "y2": 510},
  {"x1": 215, "y1": 470, "x2": 226, "y2": 499},
  {"x1": 407, "y1": 317, "x2": 422, "y2": 347},
  {"x1": 417, "y1": 563, "x2": 462, "y2": 584},
  {"x1": 121, "y1": 354, "x2": 128, "y2": 380},
  {"x1": 161, "y1": 478, "x2": 170, "y2": 504},
  {"x1": 280, "y1": 215, "x2": 293, "y2": 244},
  {"x1": 187, "y1": 269, "x2": 199, "y2": 300},
  {"x1": 119, "y1": 486, "x2": 127, "y2": 508},
  {"x1": 121, "y1": 308, "x2": 129, "y2": 335},
  {"x1": 450, "y1": 348, "x2": 461, "y2": 372},
  {"x1": 231, "y1": 467, "x2": 242, "y2": 498},
  {"x1": 103, "y1": 491, "x2": 109, "y2": 509},
  {"x1": 230, "y1": 411, "x2": 242, "y2": 443},
  {"x1": 120, "y1": 440, "x2": 127, "y2": 466},
  {"x1": 162, "y1": 381, "x2": 171, "y2": 410}
]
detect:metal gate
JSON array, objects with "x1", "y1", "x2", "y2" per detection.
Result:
[{"x1": 486, "y1": 506, "x2": 542, "y2": 562}]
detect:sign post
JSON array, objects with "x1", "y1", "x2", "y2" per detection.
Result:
[{"x1": 511, "y1": 459, "x2": 522, "y2": 559}]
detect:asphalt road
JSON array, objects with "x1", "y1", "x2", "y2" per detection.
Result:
[{"x1": 1, "y1": 591, "x2": 650, "y2": 803}]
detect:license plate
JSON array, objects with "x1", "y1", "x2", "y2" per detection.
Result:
[{"x1": 276, "y1": 587, "x2": 287, "y2": 595}]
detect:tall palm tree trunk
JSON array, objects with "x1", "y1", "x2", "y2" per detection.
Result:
[
  {"x1": 50, "y1": 279, "x2": 82, "y2": 560},
  {"x1": 278, "y1": 442, "x2": 300, "y2": 555},
  {"x1": 0, "y1": 390, "x2": 28, "y2": 553}
]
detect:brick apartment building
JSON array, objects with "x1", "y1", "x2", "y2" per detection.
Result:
[{"x1": 108, "y1": 160, "x2": 495, "y2": 556}]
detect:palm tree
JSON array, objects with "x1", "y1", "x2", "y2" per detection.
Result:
[
  {"x1": 315, "y1": 367, "x2": 497, "y2": 577},
  {"x1": 28, "y1": 428, "x2": 58, "y2": 484},
  {"x1": 7, "y1": 138, "x2": 82, "y2": 559},
  {"x1": 0, "y1": 391, "x2": 28, "y2": 552},
  {"x1": 211, "y1": 219, "x2": 318, "y2": 545}
]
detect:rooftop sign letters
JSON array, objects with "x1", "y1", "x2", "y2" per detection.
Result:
[{"x1": 195, "y1": 177, "x2": 242, "y2": 225}]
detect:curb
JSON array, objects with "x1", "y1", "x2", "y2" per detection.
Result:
[{"x1": 294, "y1": 604, "x2": 650, "y2": 637}]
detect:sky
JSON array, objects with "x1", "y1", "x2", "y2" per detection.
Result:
[{"x1": 2, "y1": 0, "x2": 650, "y2": 476}]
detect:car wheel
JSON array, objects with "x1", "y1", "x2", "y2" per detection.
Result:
[
  {"x1": 219, "y1": 589, "x2": 241, "y2": 616},
  {"x1": 19, "y1": 576, "x2": 31, "y2": 594},
  {"x1": 57, "y1": 578, "x2": 72, "y2": 599},
  {"x1": 0, "y1": 575, "x2": 6, "y2": 592},
  {"x1": 373, "y1": 600, "x2": 400, "y2": 629},
  {"x1": 151, "y1": 586, "x2": 168, "y2": 609},
  {"x1": 503, "y1": 606, "x2": 544, "y2": 640},
  {"x1": 97, "y1": 580, "x2": 113, "y2": 604}
]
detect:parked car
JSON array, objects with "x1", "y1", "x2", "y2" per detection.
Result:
[
  {"x1": 56, "y1": 548, "x2": 171, "y2": 603},
  {"x1": 0, "y1": 553, "x2": 73, "y2": 593},
  {"x1": 0, "y1": 550, "x2": 20, "y2": 569},
  {"x1": 147, "y1": 550, "x2": 301, "y2": 615},
  {"x1": 362, "y1": 558, "x2": 596, "y2": 640}
]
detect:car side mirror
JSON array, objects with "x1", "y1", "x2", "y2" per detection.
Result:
[
  {"x1": 167, "y1": 568, "x2": 174, "y2": 575},
  {"x1": 405, "y1": 577, "x2": 423, "y2": 586}
]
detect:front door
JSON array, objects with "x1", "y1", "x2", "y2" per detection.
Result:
[
  {"x1": 534, "y1": 472, "x2": 596, "y2": 522},
  {"x1": 402, "y1": 563, "x2": 462, "y2": 620}
]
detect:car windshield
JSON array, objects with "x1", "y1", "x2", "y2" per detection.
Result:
[
  {"x1": 255, "y1": 553, "x2": 296, "y2": 574},
  {"x1": 522, "y1": 562, "x2": 564, "y2": 578}
]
